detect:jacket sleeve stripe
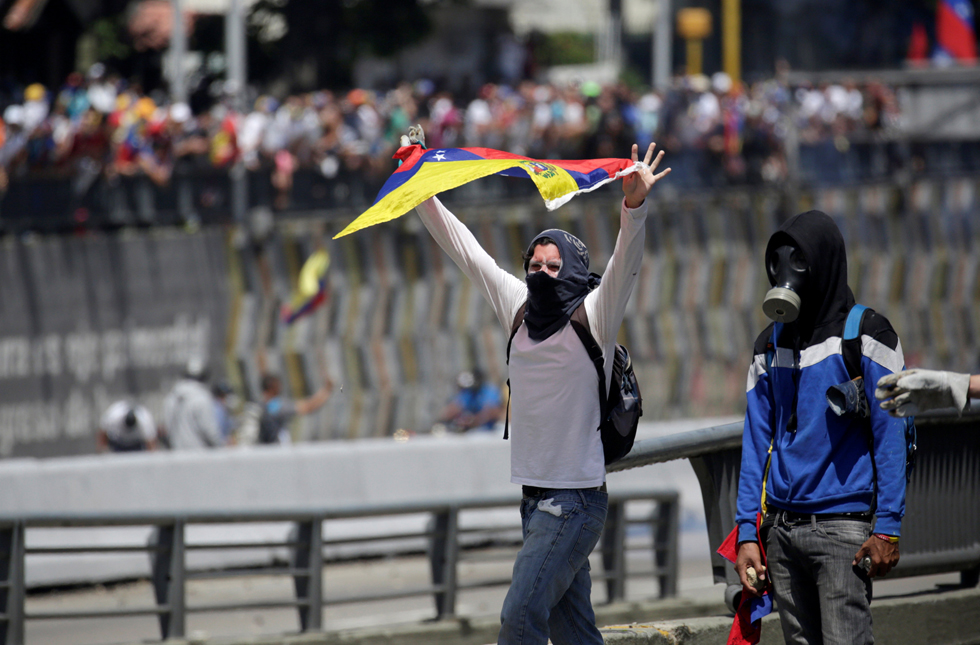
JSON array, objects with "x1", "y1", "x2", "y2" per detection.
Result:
[
  {"x1": 862, "y1": 335, "x2": 905, "y2": 374},
  {"x1": 798, "y1": 336, "x2": 842, "y2": 368},
  {"x1": 746, "y1": 354, "x2": 767, "y2": 392}
]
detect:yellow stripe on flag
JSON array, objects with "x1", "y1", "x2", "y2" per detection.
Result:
[{"x1": 334, "y1": 158, "x2": 579, "y2": 238}]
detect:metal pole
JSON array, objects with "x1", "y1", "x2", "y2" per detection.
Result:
[
  {"x1": 169, "y1": 520, "x2": 186, "y2": 638},
  {"x1": 442, "y1": 507, "x2": 460, "y2": 618},
  {"x1": 226, "y1": 0, "x2": 248, "y2": 223},
  {"x1": 226, "y1": 0, "x2": 247, "y2": 111},
  {"x1": 0, "y1": 523, "x2": 25, "y2": 645},
  {"x1": 152, "y1": 521, "x2": 186, "y2": 639},
  {"x1": 292, "y1": 519, "x2": 324, "y2": 631},
  {"x1": 722, "y1": 0, "x2": 741, "y2": 84},
  {"x1": 654, "y1": 497, "x2": 679, "y2": 598},
  {"x1": 654, "y1": 0, "x2": 673, "y2": 90},
  {"x1": 170, "y1": 0, "x2": 187, "y2": 103},
  {"x1": 307, "y1": 518, "x2": 323, "y2": 630},
  {"x1": 151, "y1": 525, "x2": 172, "y2": 639},
  {"x1": 609, "y1": 0, "x2": 623, "y2": 70},
  {"x1": 601, "y1": 500, "x2": 627, "y2": 602},
  {"x1": 429, "y1": 511, "x2": 450, "y2": 618}
]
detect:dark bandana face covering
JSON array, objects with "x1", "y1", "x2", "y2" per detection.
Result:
[{"x1": 523, "y1": 229, "x2": 600, "y2": 341}]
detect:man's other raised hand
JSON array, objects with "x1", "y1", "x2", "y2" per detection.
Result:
[{"x1": 623, "y1": 142, "x2": 670, "y2": 209}]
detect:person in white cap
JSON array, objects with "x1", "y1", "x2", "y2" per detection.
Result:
[{"x1": 97, "y1": 401, "x2": 157, "y2": 452}]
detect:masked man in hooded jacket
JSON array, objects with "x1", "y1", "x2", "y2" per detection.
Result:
[
  {"x1": 735, "y1": 211, "x2": 908, "y2": 644},
  {"x1": 415, "y1": 143, "x2": 669, "y2": 645}
]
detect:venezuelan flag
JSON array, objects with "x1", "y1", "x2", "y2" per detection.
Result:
[
  {"x1": 281, "y1": 249, "x2": 330, "y2": 324},
  {"x1": 333, "y1": 145, "x2": 643, "y2": 238}
]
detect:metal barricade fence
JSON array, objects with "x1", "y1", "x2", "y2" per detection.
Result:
[
  {"x1": 0, "y1": 490, "x2": 679, "y2": 644},
  {"x1": 610, "y1": 415, "x2": 980, "y2": 612}
]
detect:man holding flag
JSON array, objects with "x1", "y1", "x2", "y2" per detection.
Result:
[{"x1": 414, "y1": 142, "x2": 669, "y2": 645}]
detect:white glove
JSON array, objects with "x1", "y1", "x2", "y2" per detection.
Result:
[{"x1": 875, "y1": 368, "x2": 971, "y2": 417}]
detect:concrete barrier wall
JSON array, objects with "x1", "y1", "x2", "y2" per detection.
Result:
[
  {"x1": 0, "y1": 230, "x2": 228, "y2": 458},
  {"x1": 5, "y1": 175, "x2": 977, "y2": 456},
  {"x1": 233, "y1": 177, "x2": 980, "y2": 441}
]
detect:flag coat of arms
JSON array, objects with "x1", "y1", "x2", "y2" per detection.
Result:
[{"x1": 333, "y1": 145, "x2": 644, "y2": 238}]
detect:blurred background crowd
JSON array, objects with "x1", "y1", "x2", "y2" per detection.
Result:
[{"x1": 0, "y1": 65, "x2": 902, "y2": 204}]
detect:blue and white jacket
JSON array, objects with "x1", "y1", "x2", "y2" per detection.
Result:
[{"x1": 736, "y1": 211, "x2": 908, "y2": 543}]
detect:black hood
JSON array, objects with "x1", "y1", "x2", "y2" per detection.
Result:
[
  {"x1": 522, "y1": 228, "x2": 600, "y2": 341},
  {"x1": 765, "y1": 210, "x2": 854, "y2": 343}
]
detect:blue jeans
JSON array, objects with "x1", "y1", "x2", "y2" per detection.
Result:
[
  {"x1": 498, "y1": 488, "x2": 608, "y2": 645},
  {"x1": 765, "y1": 512, "x2": 874, "y2": 645}
]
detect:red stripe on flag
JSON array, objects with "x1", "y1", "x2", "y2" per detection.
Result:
[
  {"x1": 462, "y1": 147, "x2": 626, "y2": 178},
  {"x1": 391, "y1": 145, "x2": 427, "y2": 174}
]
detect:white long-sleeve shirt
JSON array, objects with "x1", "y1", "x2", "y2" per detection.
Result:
[
  {"x1": 163, "y1": 378, "x2": 223, "y2": 450},
  {"x1": 416, "y1": 196, "x2": 648, "y2": 488}
]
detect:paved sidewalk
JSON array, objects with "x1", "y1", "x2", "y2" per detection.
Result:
[
  {"x1": 598, "y1": 584, "x2": 980, "y2": 645},
  {"x1": 100, "y1": 581, "x2": 980, "y2": 645},
  {"x1": 26, "y1": 556, "x2": 970, "y2": 645}
]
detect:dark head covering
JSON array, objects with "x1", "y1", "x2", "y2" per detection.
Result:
[
  {"x1": 765, "y1": 210, "x2": 854, "y2": 344},
  {"x1": 522, "y1": 228, "x2": 600, "y2": 341}
]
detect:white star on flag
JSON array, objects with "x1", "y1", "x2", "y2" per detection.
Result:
[{"x1": 433, "y1": 151, "x2": 447, "y2": 161}]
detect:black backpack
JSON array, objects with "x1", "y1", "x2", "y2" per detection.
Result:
[{"x1": 504, "y1": 300, "x2": 642, "y2": 465}]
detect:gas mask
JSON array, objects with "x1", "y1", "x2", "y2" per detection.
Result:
[{"x1": 763, "y1": 244, "x2": 808, "y2": 323}]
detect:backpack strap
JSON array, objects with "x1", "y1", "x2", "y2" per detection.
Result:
[
  {"x1": 766, "y1": 322, "x2": 782, "y2": 369},
  {"x1": 841, "y1": 303, "x2": 878, "y2": 512},
  {"x1": 502, "y1": 301, "x2": 608, "y2": 439},
  {"x1": 843, "y1": 303, "x2": 917, "y2": 483},
  {"x1": 506, "y1": 302, "x2": 527, "y2": 365},
  {"x1": 568, "y1": 304, "x2": 608, "y2": 426},
  {"x1": 503, "y1": 302, "x2": 527, "y2": 440},
  {"x1": 760, "y1": 322, "x2": 781, "y2": 513},
  {"x1": 841, "y1": 304, "x2": 869, "y2": 380}
]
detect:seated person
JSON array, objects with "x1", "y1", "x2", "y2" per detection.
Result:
[{"x1": 438, "y1": 370, "x2": 503, "y2": 432}]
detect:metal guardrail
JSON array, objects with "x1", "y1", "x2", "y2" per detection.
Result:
[
  {"x1": 614, "y1": 416, "x2": 980, "y2": 611},
  {"x1": 0, "y1": 490, "x2": 679, "y2": 644},
  {"x1": 1, "y1": 413, "x2": 972, "y2": 642}
]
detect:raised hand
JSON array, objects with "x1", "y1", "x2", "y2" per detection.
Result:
[{"x1": 623, "y1": 142, "x2": 671, "y2": 209}]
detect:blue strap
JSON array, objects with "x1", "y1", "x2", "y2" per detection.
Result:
[
  {"x1": 844, "y1": 304, "x2": 868, "y2": 341},
  {"x1": 767, "y1": 322, "x2": 783, "y2": 368}
]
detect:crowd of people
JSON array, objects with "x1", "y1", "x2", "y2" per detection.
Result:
[{"x1": 0, "y1": 63, "x2": 903, "y2": 205}]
